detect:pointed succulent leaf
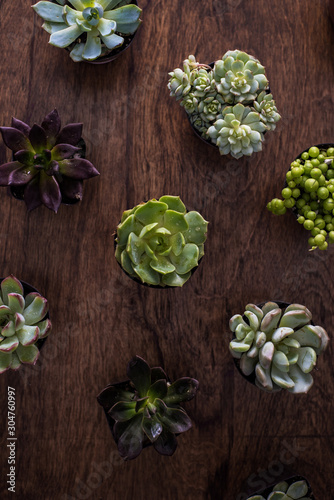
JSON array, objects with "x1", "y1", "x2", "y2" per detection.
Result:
[
  {"x1": 139, "y1": 222, "x2": 158, "y2": 239},
  {"x1": 153, "y1": 428, "x2": 177, "y2": 456},
  {"x1": 28, "y1": 124, "x2": 47, "y2": 152},
  {"x1": 39, "y1": 171, "x2": 62, "y2": 212},
  {"x1": 24, "y1": 177, "x2": 42, "y2": 211},
  {"x1": 126, "y1": 356, "x2": 151, "y2": 397},
  {"x1": 37, "y1": 318, "x2": 52, "y2": 339},
  {"x1": 14, "y1": 313, "x2": 25, "y2": 331},
  {"x1": 183, "y1": 211, "x2": 208, "y2": 244},
  {"x1": 11, "y1": 117, "x2": 30, "y2": 136},
  {"x1": 52, "y1": 144, "x2": 81, "y2": 161},
  {"x1": 109, "y1": 401, "x2": 137, "y2": 422},
  {"x1": 0, "y1": 127, "x2": 33, "y2": 153},
  {"x1": 0, "y1": 162, "x2": 26, "y2": 186},
  {"x1": 154, "y1": 398, "x2": 168, "y2": 415},
  {"x1": 0, "y1": 305, "x2": 11, "y2": 320},
  {"x1": 104, "y1": 5, "x2": 142, "y2": 23},
  {"x1": 32, "y1": 1, "x2": 64, "y2": 22},
  {"x1": 1, "y1": 276, "x2": 24, "y2": 305},
  {"x1": 0, "y1": 335, "x2": 19, "y2": 353},
  {"x1": 297, "y1": 347, "x2": 317, "y2": 373},
  {"x1": 142, "y1": 414, "x2": 163, "y2": 442},
  {"x1": 16, "y1": 344, "x2": 39, "y2": 365},
  {"x1": 50, "y1": 24, "x2": 83, "y2": 48},
  {"x1": 158, "y1": 407, "x2": 192, "y2": 434},
  {"x1": 261, "y1": 308, "x2": 282, "y2": 333},
  {"x1": 150, "y1": 367, "x2": 167, "y2": 383},
  {"x1": 1, "y1": 321, "x2": 15, "y2": 337},
  {"x1": 41, "y1": 109, "x2": 61, "y2": 144},
  {"x1": 97, "y1": 382, "x2": 134, "y2": 410},
  {"x1": 23, "y1": 295, "x2": 48, "y2": 325},
  {"x1": 56, "y1": 123, "x2": 83, "y2": 146},
  {"x1": 117, "y1": 215, "x2": 143, "y2": 248},
  {"x1": 164, "y1": 377, "x2": 199, "y2": 404},
  {"x1": 148, "y1": 379, "x2": 168, "y2": 402},
  {"x1": 58, "y1": 158, "x2": 99, "y2": 179},
  {"x1": 16, "y1": 326, "x2": 39, "y2": 346},
  {"x1": 288, "y1": 364, "x2": 314, "y2": 394},
  {"x1": 14, "y1": 150, "x2": 34, "y2": 165},
  {"x1": 8, "y1": 293, "x2": 25, "y2": 314},
  {"x1": 0, "y1": 351, "x2": 12, "y2": 374},
  {"x1": 279, "y1": 309, "x2": 311, "y2": 329},
  {"x1": 100, "y1": 33, "x2": 124, "y2": 50},
  {"x1": 117, "y1": 414, "x2": 144, "y2": 460}
]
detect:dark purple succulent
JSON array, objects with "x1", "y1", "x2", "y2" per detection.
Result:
[
  {"x1": 0, "y1": 109, "x2": 99, "y2": 212},
  {"x1": 97, "y1": 356, "x2": 199, "y2": 460}
]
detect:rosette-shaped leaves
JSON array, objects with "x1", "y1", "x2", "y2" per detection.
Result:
[
  {"x1": 32, "y1": 0, "x2": 142, "y2": 62},
  {"x1": 0, "y1": 275, "x2": 51, "y2": 374},
  {"x1": 115, "y1": 196, "x2": 208, "y2": 287},
  {"x1": 190, "y1": 68, "x2": 216, "y2": 96},
  {"x1": 0, "y1": 109, "x2": 99, "y2": 212},
  {"x1": 247, "y1": 479, "x2": 312, "y2": 500},
  {"x1": 207, "y1": 103, "x2": 267, "y2": 159},
  {"x1": 213, "y1": 50, "x2": 268, "y2": 104},
  {"x1": 229, "y1": 302, "x2": 329, "y2": 393},
  {"x1": 253, "y1": 92, "x2": 281, "y2": 131},
  {"x1": 97, "y1": 356, "x2": 199, "y2": 460}
]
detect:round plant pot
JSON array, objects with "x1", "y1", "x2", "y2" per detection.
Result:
[
  {"x1": 232, "y1": 300, "x2": 290, "y2": 387},
  {"x1": 0, "y1": 278, "x2": 50, "y2": 354},
  {"x1": 57, "y1": 0, "x2": 140, "y2": 65},
  {"x1": 10, "y1": 138, "x2": 86, "y2": 207},
  {"x1": 113, "y1": 232, "x2": 203, "y2": 289},
  {"x1": 242, "y1": 475, "x2": 315, "y2": 500}
]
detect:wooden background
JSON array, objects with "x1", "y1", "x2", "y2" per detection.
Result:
[{"x1": 0, "y1": 1, "x2": 333, "y2": 499}]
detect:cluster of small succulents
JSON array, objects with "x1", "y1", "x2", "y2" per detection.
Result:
[
  {"x1": 247, "y1": 479, "x2": 313, "y2": 500},
  {"x1": 0, "y1": 275, "x2": 51, "y2": 374},
  {"x1": 0, "y1": 109, "x2": 99, "y2": 212},
  {"x1": 115, "y1": 195, "x2": 208, "y2": 287},
  {"x1": 229, "y1": 302, "x2": 328, "y2": 393},
  {"x1": 32, "y1": 0, "x2": 142, "y2": 62},
  {"x1": 168, "y1": 51, "x2": 281, "y2": 159},
  {"x1": 267, "y1": 145, "x2": 334, "y2": 250},
  {"x1": 97, "y1": 356, "x2": 198, "y2": 460}
]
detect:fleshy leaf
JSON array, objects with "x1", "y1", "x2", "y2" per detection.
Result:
[
  {"x1": 41, "y1": 109, "x2": 61, "y2": 145},
  {"x1": 16, "y1": 326, "x2": 39, "y2": 346},
  {"x1": 159, "y1": 195, "x2": 186, "y2": 214},
  {"x1": 153, "y1": 428, "x2": 178, "y2": 456},
  {"x1": 1, "y1": 276, "x2": 23, "y2": 304},
  {"x1": 164, "y1": 377, "x2": 199, "y2": 404},
  {"x1": 16, "y1": 344, "x2": 39, "y2": 365},
  {"x1": 126, "y1": 356, "x2": 151, "y2": 398},
  {"x1": 0, "y1": 351, "x2": 12, "y2": 374},
  {"x1": 56, "y1": 123, "x2": 83, "y2": 146},
  {"x1": 58, "y1": 158, "x2": 99, "y2": 179},
  {"x1": 183, "y1": 211, "x2": 208, "y2": 244},
  {"x1": 142, "y1": 414, "x2": 163, "y2": 442},
  {"x1": 39, "y1": 171, "x2": 61, "y2": 212},
  {"x1": 109, "y1": 401, "x2": 137, "y2": 422},
  {"x1": 29, "y1": 124, "x2": 47, "y2": 152},
  {"x1": 158, "y1": 407, "x2": 192, "y2": 434},
  {"x1": 0, "y1": 127, "x2": 33, "y2": 153},
  {"x1": 23, "y1": 295, "x2": 48, "y2": 325},
  {"x1": 117, "y1": 414, "x2": 144, "y2": 460},
  {"x1": 0, "y1": 335, "x2": 19, "y2": 353},
  {"x1": 148, "y1": 379, "x2": 168, "y2": 401},
  {"x1": 134, "y1": 201, "x2": 168, "y2": 225}
]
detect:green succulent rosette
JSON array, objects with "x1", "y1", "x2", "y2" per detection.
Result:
[
  {"x1": 229, "y1": 302, "x2": 329, "y2": 393},
  {"x1": 115, "y1": 196, "x2": 208, "y2": 287},
  {"x1": 0, "y1": 275, "x2": 52, "y2": 374},
  {"x1": 247, "y1": 479, "x2": 313, "y2": 500}
]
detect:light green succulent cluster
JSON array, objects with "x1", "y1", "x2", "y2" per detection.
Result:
[
  {"x1": 168, "y1": 51, "x2": 281, "y2": 158},
  {"x1": 248, "y1": 479, "x2": 312, "y2": 500},
  {"x1": 207, "y1": 103, "x2": 267, "y2": 159},
  {"x1": 229, "y1": 302, "x2": 328, "y2": 393},
  {"x1": 0, "y1": 276, "x2": 52, "y2": 374},
  {"x1": 32, "y1": 0, "x2": 142, "y2": 62},
  {"x1": 115, "y1": 196, "x2": 208, "y2": 287}
]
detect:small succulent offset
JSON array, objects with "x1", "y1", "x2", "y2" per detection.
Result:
[
  {"x1": 0, "y1": 276, "x2": 51, "y2": 374},
  {"x1": 229, "y1": 302, "x2": 329, "y2": 393},
  {"x1": 0, "y1": 109, "x2": 99, "y2": 212},
  {"x1": 32, "y1": 0, "x2": 142, "y2": 62},
  {"x1": 168, "y1": 50, "x2": 281, "y2": 159},
  {"x1": 247, "y1": 479, "x2": 313, "y2": 500},
  {"x1": 268, "y1": 145, "x2": 334, "y2": 250},
  {"x1": 115, "y1": 196, "x2": 208, "y2": 287},
  {"x1": 97, "y1": 356, "x2": 199, "y2": 460}
]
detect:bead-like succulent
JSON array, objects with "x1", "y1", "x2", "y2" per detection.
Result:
[
  {"x1": 0, "y1": 276, "x2": 51, "y2": 374},
  {"x1": 0, "y1": 109, "x2": 99, "y2": 212},
  {"x1": 247, "y1": 479, "x2": 313, "y2": 500},
  {"x1": 253, "y1": 91, "x2": 281, "y2": 131},
  {"x1": 213, "y1": 50, "x2": 268, "y2": 104},
  {"x1": 115, "y1": 196, "x2": 208, "y2": 287},
  {"x1": 97, "y1": 356, "x2": 199, "y2": 460},
  {"x1": 32, "y1": 0, "x2": 142, "y2": 62},
  {"x1": 207, "y1": 103, "x2": 267, "y2": 159},
  {"x1": 168, "y1": 51, "x2": 280, "y2": 158},
  {"x1": 229, "y1": 302, "x2": 329, "y2": 393}
]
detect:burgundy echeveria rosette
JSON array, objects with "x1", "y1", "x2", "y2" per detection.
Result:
[{"x1": 0, "y1": 109, "x2": 99, "y2": 213}]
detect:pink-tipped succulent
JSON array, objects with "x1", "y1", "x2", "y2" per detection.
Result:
[
  {"x1": 0, "y1": 275, "x2": 51, "y2": 373},
  {"x1": 0, "y1": 109, "x2": 99, "y2": 212}
]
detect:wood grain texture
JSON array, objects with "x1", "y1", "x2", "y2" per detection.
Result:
[{"x1": 0, "y1": 0, "x2": 334, "y2": 499}]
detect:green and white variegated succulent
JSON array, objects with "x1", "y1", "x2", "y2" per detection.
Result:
[
  {"x1": 253, "y1": 92, "x2": 281, "y2": 131},
  {"x1": 213, "y1": 50, "x2": 268, "y2": 104},
  {"x1": 229, "y1": 302, "x2": 329, "y2": 393},
  {"x1": 247, "y1": 479, "x2": 312, "y2": 500},
  {"x1": 32, "y1": 0, "x2": 142, "y2": 62},
  {"x1": 207, "y1": 103, "x2": 267, "y2": 159},
  {"x1": 115, "y1": 196, "x2": 208, "y2": 287},
  {"x1": 0, "y1": 276, "x2": 51, "y2": 374},
  {"x1": 168, "y1": 55, "x2": 214, "y2": 101}
]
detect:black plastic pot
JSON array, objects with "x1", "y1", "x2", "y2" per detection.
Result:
[
  {"x1": 0, "y1": 277, "x2": 50, "y2": 354},
  {"x1": 244, "y1": 475, "x2": 315, "y2": 500},
  {"x1": 10, "y1": 138, "x2": 86, "y2": 207}
]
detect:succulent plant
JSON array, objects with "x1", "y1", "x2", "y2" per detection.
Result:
[
  {"x1": 115, "y1": 196, "x2": 208, "y2": 287},
  {"x1": 168, "y1": 51, "x2": 280, "y2": 158},
  {"x1": 268, "y1": 145, "x2": 334, "y2": 250},
  {"x1": 0, "y1": 109, "x2": 99, "y2": 212},
  {"x1": 229, "y1": 302, "x2": 329, "y2": 393},
  {"x1": 213, "y1": 50, "x2": 268, "y2": 104},
  {"x1": 32, "y1": 0, "x2": 142, "y2": 62},
  {"x1": 0, "y1": 275, "x2": 51, "y2": 374},
  {"x1": 207, "y1": 103, "x2": 267, "y2": 159},
  {"x1": 97, "y1": 356, "x2": 199, "y2": 460},
  {"x1": 253, "y1": 92, "x2": 281, "y2": 131},
  {"x1": 247, "y1": 479, "x2": 313, "y2": 500}
]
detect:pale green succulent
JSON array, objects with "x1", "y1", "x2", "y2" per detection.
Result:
[
  {"x1": 229, "y1": 302, "x2": 329, "y2": 393},
  {"x1": 32, "y1": 0, "x2": 142, "y2": 62},
  {"x1": 213, "y1": 50, "x2": 268, "y2": 104},
  {"x1": 0, "y1": 276, "x2": 52, "y2": 374},
  {"x1": 191, "y1": 68, "x2": 216, "y2": 96},
  {"x1": 180, "y1": 93, "x2": 199, "y2": 115},
  {"x1": 253, "y1": 91, "x2": 281, "y2": 131},
  {"x1": 207, "y1": 103, "x2": 267, "y2": 159},
  {"x1": 247, "y1": 479, "x2": 312, "y2": 500},
  {"x1": 197, "y1": 95, "x2": 225, "y2": 123},
  {"x1": 189, "y1": 113, "x2": 209, "y2": 137},
  {"x1": 115, "y1": 196, "x2": 208, "y2": 287}
]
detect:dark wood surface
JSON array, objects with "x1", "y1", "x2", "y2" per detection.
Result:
[{"x1": 0, "y1": 1, "x2": 334, "y2": 499}]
